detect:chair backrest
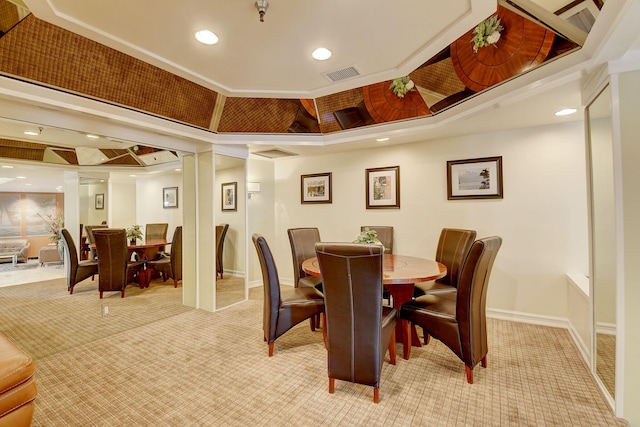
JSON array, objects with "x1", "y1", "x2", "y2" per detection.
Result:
[
  {"x1": 315, "y1": 242, "x2": 385, "y2": 387},
  {"x1": 360, "y1": 226, "x2": 393, "y2": 254},
  {"x1": 61, "y1": 228, "x2": 79, "y2": 285},
  {"x1": 216, "y1": 224, "x2": 229, "y2": 256},
  {"x1": 170, "y1": 226, "x2": 183, "y2": 281},
  {"x1": 455, "y1": 236, "x2": 502, "y2": 366},
  {"x1": 146, "y1": 223, "x2": 168, "y2": 240},
  {"x1": 85, "y1": 225, "x2": 108, "y2": 245},
  {"x1": 287, "y1": 227, "x2": 321, "y2": 288},
  {"x1": 435, "y1": 228, "x2": 477, "y2": 287},
  {"x1": 93, "y1": 229, "x2": 129, "y2": 292},
  {"x1": 252, "y1": 234, "x2": 282, "y2": 341},
  {"x1": 216, "y1": 223, "x2": 229, "y2": 274}
]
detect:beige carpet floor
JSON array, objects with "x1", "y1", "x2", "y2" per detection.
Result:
[{"x1": 0, "y1": 278, "x2": 626, "y2": 426}]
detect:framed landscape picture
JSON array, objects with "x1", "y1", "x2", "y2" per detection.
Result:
[
  {"x1": 366, "y1": 166, "x2": 400, "y2": 209},
  {"x1": 301, "y1": 172, "x2": 332, "y2": 204},
  {"x1": 447, "y1": 156, "x2": 503, "y2": 200},
  {"x1": 163, "y1": 187, "x2": 178, "y2": 208},
  {"x1": 221, "y1": 182, "x2": 237, "y2": 211},
  {"x1": 95, "y1": 193, "x2": 104, "y2": 210}
]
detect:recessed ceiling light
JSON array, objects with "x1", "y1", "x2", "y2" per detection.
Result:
[
  {"x1": 555, "y1": 108, "x2": 577, "y2": 116},
  {"x1": 195, "y1": 30, "x2": 219, "y2": 45},
  {"x1": 129, "y1": 174, "x2": 137, "y2": 177},
  {"x1": 1, "y1": 165, "x2": 13, "y2": 168},
  {"x1": 16, "y1": 176, "x2": 26, "y2": 179},
  {"x1": 376, "y1": 137, "x2": 389, "y2": 142},
  {"x1": 312, "y1": 47, "x2": 332, "y2": 61},
  {"x1": 86, "y1": 134, "x2": 99, "y2": 139},
  {"x1": 23, "y1": 130, "x2": 39, "y2": 136}
]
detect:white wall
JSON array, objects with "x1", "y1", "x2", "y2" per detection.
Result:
[
  {"x1": 135, "y1": 172, "x2": 183, "y2": 240},
  {"x1": 266, "y1": 121, "x2": 588, "y2": 319},
  {"x1": 247, "y1": 158, "x2": 275, "y2": 283},
  {"x1": 82, "y1": 182, "x2": 108, "y2": 226}
]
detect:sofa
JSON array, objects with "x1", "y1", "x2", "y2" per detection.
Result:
[
  {"x1": 0, "y1": 240, "x2": 30, "y2": 265},
  {"x1": 0, "y1": 334, "x2": 37, "y2": 427}
]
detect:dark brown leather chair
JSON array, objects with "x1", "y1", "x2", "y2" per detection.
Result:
[
  {"x1": 252, "y1": 234, "x2": 325, "y2": 357},
  {"x1": 287, "y1": 227, "x2": 322, "y2": 290},
  {"x1": 315, "y1": 242, "x2": 397, "y2": 403},
  {"x1": 414, "y1": 228, "x2": 477, "y2": 297},
  {"x1": 60, "y1": 228, "x2": 98, "y2": 294},
  {"x1": 287, "y1": 103, "x2": 320, "y2": 133},
  {"x1": 333, "y1": 100, "x2": 375, "y2": 130},
  {"x1": 147, "y1": 226, "x2": 182, "y2": 287},
  {"x1": 93, "y1": 229, "x2": 144, "y2": 299},
  {"x1": 85, "y1": 224, "x2": 108, "y2": 259},
  {"x1": 216, "y1": 224, "x2": 229, "y2": 279},
  {"x1": 360, "y1": 226, "x2": 393, "y2": 254},
  {"x1": 401, "y1": 236, "x2": 502, "y2": 384}
]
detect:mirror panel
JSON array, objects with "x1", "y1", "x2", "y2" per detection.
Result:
[
  {"x1": 214, "y1": 154, "x2": 247, "y2": 309},
  {"x1": 587, "y1": 84, "x2": 615, "y2": 399}
]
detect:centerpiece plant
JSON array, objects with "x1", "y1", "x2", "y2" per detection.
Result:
[
  {"x1": 126, "y1": 225, "x2": 143, "y2": 244},
  {"x1": 389, "y1": 76, "x2": 415, "y2": 98},
  {"x1": 471, "y1": 15, "x2": 504, "y2": 53},
  {"x1": 353, "y1": 227, "x2": 385, "y2": 251}
]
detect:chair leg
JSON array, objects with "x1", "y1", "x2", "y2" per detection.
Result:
[
  {"x1": 403, "y1": 320, "x2": 411, "y2": 360},
  {"x1": 481, "y1": 356, "x2": 487, "y2": 368},
  {"x1": 328, "y1": 377, "x2": 335, "y2": 394},
  {"x1": 465, "y1": 365, "x2": 473, "y2": 384},
  {"x1": 69, "y1": 286, "x2": 74, "y2": 295},
  {"x1": 309, "y1": 316, "x2": 316, "y2": 331},
  {"x1": 373, "y1": 387, "x2": 380, "y2": 403},
  {"x1": 173, "y1": 279, "x2": 178, "y2": 288},
  {"x1": 268, "y1": 342, "x2": 274, "y2": 357},
  {"x1": 388, "y1": 328, "x2": 396, "y2": 365},
  {"x1": 423, "y1": 327, "x2": 430, "y2": 345},
  {"x1": 99, "y1": 291, "x2": 103, "y2": 299},
  {"x1": 121, "y1": 290, "x2": 125, "y2": 298}
]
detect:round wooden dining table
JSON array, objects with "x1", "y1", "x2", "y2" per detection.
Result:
[
  {"x1": 450, "y1": 5, "x2": 556, "y2": 93},
  {"x1": 362, "y1": 81, "x2": 431, "y2": 124},
  {"x1": 302, "y1": 254, "x2": 446, "y2": 359}
]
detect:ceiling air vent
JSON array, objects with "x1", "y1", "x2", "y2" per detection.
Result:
[
  {"x1": 252, "y1": 149, "x2": 298, "y2": 159},
  {"x1": 323, "y1": 66, "x2": 360, "y2": 83}
]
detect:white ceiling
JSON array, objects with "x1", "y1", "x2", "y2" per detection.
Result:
[
  {"x1": 23, "y1": 0, "x2": 506, "y2": 98},
  {"x1": 2, "y1": 0, "x2": 640, "y2": 190}
]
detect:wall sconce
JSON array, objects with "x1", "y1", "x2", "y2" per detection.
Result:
[{"x1": 247, "y1": 182, "x2": 261, "y2": 198}]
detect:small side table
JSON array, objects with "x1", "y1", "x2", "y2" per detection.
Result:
[{"x1": 39, "y1": 245, "x2": 61, "y2": 266}]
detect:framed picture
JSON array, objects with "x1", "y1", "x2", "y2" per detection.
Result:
[
  {"x1": 447, "y1": 156, "x2": 503, "y2": 200},
  {"x1": 163, "y1": 187, "x2": 178, "y2": 208},
  {"x1": 221, "y1": 182, "x2": 237, "y2": 211},
  {"x1": 366, "y1": 166, "x2": 400, "y2": 209},
  {"x1": 95, "y1": 193, "x2": 104, "y2": 210},
  {"x1": 301, "y1": 172, "x2": 332, "y2": 204}
]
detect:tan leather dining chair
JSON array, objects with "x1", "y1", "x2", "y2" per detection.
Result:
[
  {"x1": 252, "y1": 234, "x2": 325, "y2": 357},
  {"x1": 60, "y1": 228, "x2": 98, "y2": 294},
  {"x1": 147, "y1": 226, "x2": 182, "y2": 287},
  {"x1": 401, "y1": 236, "x2": 502, "y2": 384},
  {"x1": 360, "y1": 226, "x2": 393, "y2": 254},
  {"x1": 93, "y1": 229, "x2": 144, "y2": 298},
  {"x1": 315, "y1": 242, "x2": 397, "y2": 403},
  {"x1": 145, "y1": 223, "x2": 168, "y2": 259}
]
